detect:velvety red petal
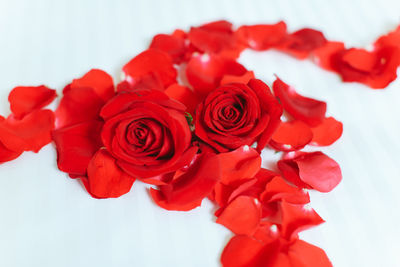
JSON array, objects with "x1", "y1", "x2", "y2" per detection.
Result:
[
  {"x1": 186, "y1": 53, "x2": 247, "y2": 95},
  {"x1": 374, "y1": 25, "x2": 400, "y2": 49},
  {"x1": 247, "y1": 79, "x2": 283, "y2": 152},
  {"x1": 270, "y1": 120, "x2": 313, "y2": 151},
  {"x1": 220, "y1": 71, "x2": 255, "y2": 85},
  {"x1": 278, "y1": 152, "x2": 342, "y2": 192},
  {"x1": 0, "y1": 140, "x2": 22, "y2": 163},
  {"x1": 216, "y1": 195, "x2": 262, "y2": 235},
  {"x1": 288, "y1": 239, "x2": 333, "y2": 267},
  {"x1": 221, "y1": 235, "x2": 280, "y2": 267},
  {"x1": 260, "y1": 176, "x2": 310, "y2": 205},
  {"x1": 217, "y1": 145, "x2": 261, "y2": 185},
  {"x1": 52, "y1": 120, "x2": 103, "y2": 176},
  {"x1": 0, "y1": 109, "x2": 54, "y2": 152},
  {"x1": 273, "y1": 78, "x2": 326, "y2": 127},
  {"x1": 87, "y1": 149, "x2": 135, "y2": 198},
  {"x1": 164, "y1": 83, "x2": 199, "y2": 115},
  {"x1": 70, "y1": 69, "x2": 114, "y2": 101},
  {"x1": 236, "y1": 22, "x2": 287, "y2": 51},
  {"x1": 8, "y1": 85, "x2": 57, "y2": 119},
  {"x1": 278, "y1": 28, "x2": 327, "y2": 59},
  {"x1": 122, "y1": 49, "x2": 177, "y2": 89},
  {"x1": 55, "y1": 85, "x2": 104, "y2": 128},
  {"x1": 149, "y1": 33, "x2": 186, "y2": 64},
  {"x1": 149, "y1": 151, "x2": 220, "y2": 211},
  {"x1": 280, "y1": 201, "x2": 324, "y2": 240},
  {"x1": 295, "y1": 152, "x2": 342, "y2": 192},
  {"x1": 310, "y1": 117, "x2": 343, "y2": 146},
  {"x1": 312, "y1": 41, "x2": 345, "y2": 71}
]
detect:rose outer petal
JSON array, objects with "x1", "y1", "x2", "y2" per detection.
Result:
[
  {"x1": 270, "y1": 120, "x2": 313, "y2": 152},
  {"x1": 86, "y1": 149, "x2": 135, "y2": 198},
  {"x1": 273, "y1": 78, "x2": 327, "y2": 127},
  {"x1": 8, "y1": 85, "x2": 57, "y2": 119},
  {"x1": 70, "y1": 69, "x2": 114, "y2": 101}
]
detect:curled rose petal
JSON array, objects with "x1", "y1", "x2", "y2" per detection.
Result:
[
  {"x1": 70, "y1": 69, "x2": 114, "y2": 101},
  {"x1": 188, "y1": 20, "x2": 245, "y2": 59},
  {"x1": 216, "y1": 195, "x2": 262, "y2": 235},
  {"x1": 8, "y1": 85, "x2": 57, "y2": 119},
  {"x1": 164, "y1": 83, "x2": 199, "y2": 115},
  {"x1": 273, "y1": 78, "x2": 326, "y2": 127},
  {"x1": 52, "y1": 120, "x2": 103, "y2": 176},
  {"x1": 260, "y1": 176, "x2": 310, "y2": 205},
  {"x1": 86, "y1": 149, "x2": 135, "y2": 198},
  {"x1": 236, "y1": 21, "x2": 287, "y2": 50},
  {"x1": 0, "y1": 140, "x2": 22, "y2": 163},
  {"x1": 149, "y1": 32, "x2": 186, "y2": 64},
  {"x1": 220, "y1": 71, "x2": 255, "y2": 85},
  {"x1": 122, "y1": 49, "x2": 177, "y2": 89},
  {"x1": 217, "y1": 145, "x2": 261, "y2": 185},
  {"x1": 278, "y1": 28, "x2": 327, "y2": 59},
  {"x1": 374, "y1": 25, "x2": 400, "y2": 49},
  {"x1": 270, "y1": 120, "x2": 313, "y2": 151},
  {"x1": 313, "y1": 41, "x2": 346, "y2": 71},
  {"x1": 288, "y1": 239, "x2": 333, "y2": 267},
  {"x1": 221, "y1": 235, "x2": 280, "y2": 267},
  {"x1": 186, "y1": 53, "x2": 247, "y2": 95},
  {"x1": 310, "y1": 116, "x2": 343, "y2": 146},
  {"x1": 278, "y1": 151, "x2": 342, "y2": 192},
  {"x1": 280, "y1": 201, "x2": 324, "y2": 240},
  {"x1": 0, "y1": 109, "x2": 54, "y2": 152},
  {"x1": 149, "y1": 151, "x2": 221, "y2": 211}
]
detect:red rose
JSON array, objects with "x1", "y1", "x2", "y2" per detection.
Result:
[
  {"x1": 194, "y1": 79, "x2": 282, "y2": 152},
  {"x1": 100, "y1": 88, "x2": 197, "y2": 183}
]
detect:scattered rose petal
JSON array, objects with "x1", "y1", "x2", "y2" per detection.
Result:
[
  {"x1": 310, "y1": 116, "x2": 343, "y2": 146},
  {"x1": 8, "y1": 85, "x2": 57, "y2": 119},
  {"x1": 86, "y1": 149, "x2": 135, "y2": 198},
  {"x1": 270, "y1": 120, "x2": 313, "y2": 151},
  {"x1": 278, "y1": 151, "x2": 342, "y2": 192},
  {"x1": 273, "y1": 78, "x2": 327, "y2": 127}
]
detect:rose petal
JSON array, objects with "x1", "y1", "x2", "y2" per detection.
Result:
[
  {"x1": 270, "y1": 120, "x2": 313, "y2": 151},
  {"x1": 186, "y1": 53, "x2": 247, "y2": 95},
  {"x1": 280, "y1": 201, "x2": 324, "y2": 240},
  {"x1": 70, "y1": 69, "x2": 114, "y2": 101},
  {"x1": 374, "y1": 25, "x2": 400, "y2": 49},
  {"x1": 236, "y1": 21, "x2": 287, "y2": 51},
  {"x1": 8, "y1": 85, "x2": 57, "y2": 119},
  {"x1": 0, "y1": 140, "x2": 22, "y2": 163},
  {"x1": 149, "y1": 33, "x2": 186, "y2": 64},
  {"x1": 220, "y1": 71, "x2": 255, "y2": 85},
  {"x1": 278, "y1": 28, "x2": 327, "y2": 59},
  {"x1": 288, "y1": 239, "x2": 333, "y2": 267},
  {"x1": 216, "y1": 195, "x2": 262, "y2": 235},
  {"x1": 52, "y1": 120, "x2": 103, "y2": 176},
  {"x1": 0, "y1": 109, "x2": 54, "y2": 152},
  {"x1": 278, "y1": 151, "x2": 342, "y2": 192},
  {"x1": 122, "y1": 49, "x2": 177, "y2": 89},
  {"x1": 260, "y1": 176, "x2": 310, "y2": 205},
  {"x1": 220, "y1": 235, "x2": 279, "y2": 267},
  {"x1": 217, "y1": 145, "x2": 261, "y2": 185},
  {"x1": 87, "y1": 149, "x2": 135, "y2": 198},
  {"x1": 310, "y1": 117, "x2": 343, "y2": 146},
  {"x1": 313, "y1": 41, "x2": 346, "y2": 71},
  {"x1": 273, "y1": 78, "x2": 327, "y2": 127},
  {"x1": 164, "y1": 83, "x2": 199, "y2": 114},
  {"x1": 149, "y1": 151, "x2": 220, "y2": 211}
]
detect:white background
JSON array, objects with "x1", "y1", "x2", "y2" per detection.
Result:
[{"x1": 1, "y1": 0, "x2": 400, "y2": 266}]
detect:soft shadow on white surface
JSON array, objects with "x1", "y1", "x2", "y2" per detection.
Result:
[{"x1": 1, "y1": 0, "x2": 400, "y2": 266}]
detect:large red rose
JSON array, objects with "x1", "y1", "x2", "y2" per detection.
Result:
[
  {"x1": 100, "y1": 88, "x2": 197, "y2": 184},
  {"x1": 194, "y1": 79, "x2": 282, "y2": 152}
]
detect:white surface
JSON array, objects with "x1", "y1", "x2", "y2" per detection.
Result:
[{"x1": 1, "y1": 0, "x2": 400, "y2": 266}]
